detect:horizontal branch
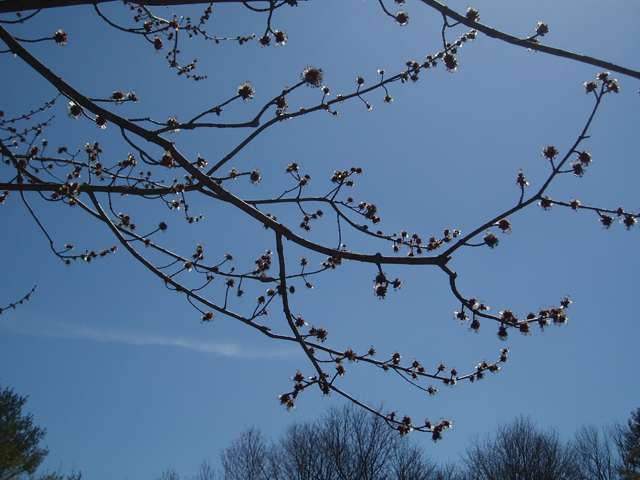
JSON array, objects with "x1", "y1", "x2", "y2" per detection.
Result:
[
  {"x1": 0, "y1": 0, "x2": 281, "y2": 15},
  {"x1": 0, "y1": 181, "x2": 205, "y2": 197}
]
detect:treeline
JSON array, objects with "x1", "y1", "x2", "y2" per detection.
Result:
[
  {"x1": 2, "y1": 378, "x2": 637, "y2": 480},
  {"x1": 157, "y1": 404, "x2": 640, "y2": 480}
]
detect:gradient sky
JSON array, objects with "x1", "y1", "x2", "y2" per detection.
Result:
[{"x1": 1, "y1": 1, "x2": 638, "y2": 478}]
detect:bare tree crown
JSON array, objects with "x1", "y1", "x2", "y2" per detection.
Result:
[{"x1": 0, "y1": 0, "x2": 637, "y2": 438}]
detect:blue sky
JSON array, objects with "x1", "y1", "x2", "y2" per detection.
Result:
[{"x1": 0, "y1": 0, "x2": 639, "y2": 478}]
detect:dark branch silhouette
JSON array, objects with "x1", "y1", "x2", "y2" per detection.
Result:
[{"x1": 0, "y1": 1, "x2": 636, "y2": 436}]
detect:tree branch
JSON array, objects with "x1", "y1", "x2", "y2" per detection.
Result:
[
  {"x1": 0, "y1": 0, "x2": 280, "y2": 15},
  {"x1": 417, "y1": 0, "x2": 640, "y2": 79}
]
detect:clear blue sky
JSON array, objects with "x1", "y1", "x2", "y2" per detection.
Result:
[{"x1": 1, "y1": 1, "x2": 638, "y2": 478}]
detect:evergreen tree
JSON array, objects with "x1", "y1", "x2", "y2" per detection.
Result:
[
  {"x1": 617, "y1": 408, "x2": 640, "y2": 480},
  {"x1": 0, "y1": 383, "x2": 48, "y2": 480}
]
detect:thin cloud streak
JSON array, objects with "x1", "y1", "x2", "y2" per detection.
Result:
[{"x1": 0, "y1": 316, "x2": 295, "y2": 359}]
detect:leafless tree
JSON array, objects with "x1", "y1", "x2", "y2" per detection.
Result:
[
  {"x1": 156, "y1": 469, "x2": 182, "y2": 480},
  {"x1": 220, "y1": 426, "x2": 270, "y2": 480},
  {"x1": 192, "y1": 461, "x2": 217, "y2": 480},
  {"x1": 274, "y1": 421, "x2": 336, "y2": 480},
  {"x1": 463, "y1": 415, "x2": 578, "y2": 480},
  {"x1": 430, "y1": 463, "x2": 468, "y2": 480},
  {"x1": 572, "y1": 424, "x2": 619, "y2": 480},
  {"x1": 0, "y1": 0, "x2": 638, "y2": 435},
  {"x1": 155, "y1": 462, "x2": 219, "y2": 480},
  {"x1": 223, "y1": 403, "x2": 444, "y2": 480},
  {"x1": 388, "y1": 442, "x2": 437, "y2": 480}
]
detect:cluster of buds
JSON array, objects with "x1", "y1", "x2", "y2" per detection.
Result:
[
  {"x1": 584, "y1": 71, "x2": 620, "y2": 95},
  {"x1": 536, "y1": 21, "x2": 549, "y2": 36},
  {"x1": 525, "y1": 21, "x2": 549, "y2": 45},
  {"x1": 392, "y1": 228, "x2": 459, "y2": 254},
  {"x1": 538, "y1": 304, "x2": 570, "y2": 326},
  {"x1": 515, "y1": 169, "x2": 530, "y2": 188},
  {"x1": 499, "y1": 309, "x2": 518, "y2": 325},
  {"x1": 612, "y1": 207, "x2": 639, "y2": 230},
  {"x1": 110, "y1": 90, "x2": 139, "y2": 104},
  {"x1": 466, "y1": 7, "x2": 480, "y2": 22},
  {"x1": 397, "y1": 415, "x2": 413, "y2": 435},
  {"x1": 67, "y1": 101, "x2": 83, "y2": 119},
  {"x1": 249, "y1": 169, "x2": 261, "y2": 185},
  {"x1": 395, "y1": 10, "x2": 409, "y2": 26},
  {"x1": 117, "y1": 213, "x2": 136, "y2": 231},
  {"x1": 495, "y1": 218, "x2": 512, "y2": 234},
  {"x1": 166, "y1": 117, "x2": 180, "y2": 133},
  {"x1": 169, "y1": 182, "x2": 186, "y2": 194},
  {"x1": 51, "y1": 182, "x2": 81, "y2": 203},
  {"x1": 321, "y1": 256, "x2": 342, "y2": 269},
  {"x1": 409, "y1": 358, "x2": 426, "y2": 379},
  {"x1": 160, "y1": 151, "x2": 175, "y2": 168},
  {"x1": 54, "y1": 29, "x2": 68, "y2": 45},
  {"x1": 237, "y1": 81, "x2": 254, "y2": 101},
  {"x1": 330, "y1": 167, "x2": 361, "y2": 185},
  {"x1": 390, "y1": 352, "x2": 402, "y2": 366},
  {"x1": 276, "y1": 284, "x2": 296, "y2": 296},
  {"x1": 483, "y1": 231, "x2": 499, "y2": 248},
  {"x1": 471, "y1": 350, "x2": 508, "y2": 382},
  {"x1": 454, "y1": 308, "x2": 468, "y2": 323},
  {"x1": 442, "y1": 368, "x2": 458, "y2": 386},
  {"x1": 192, "y1": 244, "x2": 204, "y2": 261},
  {"x1": 397, "y1": 30, "x2": 476, "y2": 83},
  {"x1": 118, "y1": 153, "x2": 137, "y2": 169},
  {"x1": 253, "y1": 250, "x2": 272, "y2": 275},
  {"x1": 373, "y1": 271, "x2": 403, "y2": 299},
  {"x1": 426, "y1": 419, "x2": 453, "y2": 441},
  {"x1": 443, "y1": 53, "x2": 459, "y2": 72},
  {"x1": 274, "y1": 93, "x2": 289, "y2": 116},
  {"x1": 496, "y1": 297, "x2": 572, "y2": 339},
  {"x1": 285, "y1": 162, "x2": 299, "y2": 174},
  {"x1": 538, "y1": 197, "x2": 553, "y2": 210},
  {"x1": 299, "y1": 209, "x2": 322, "y2": 232},
  {"x1": 342, "y1": 349, "x2": 358, "y2": 362},
  {"x1": 153, "y1": 36, "x2": 163, "y2": 51},
  {"x1": 278, "y1": 367, "x2": 317, "y2": 411},
  {"x1": 356, "y1": 201, "x2": 380, "y2": 224},
  {"x1": 278, "y1": 392, "x2": 296, "y2": 411},
  {"x1": 63, "y1": 246, "x2": 117, "y2": 265},
  {"x1": 95, "y1": 115, "x2": 107, "y2": 130},
  {"x1": 438, "y1": 228, "x2": 459, "y2": 246},
  {"x1": 402, "y1": 60, "x2": 422, "y2": 83},
  {"x1": 570, "y1": 151, "x2": 593, "y2": 177},
  {"x1": 259, "y1": 30, "x2": 287, "y2": 47},
  {"x1": 301, "y1": 66, "x2": 323, "y2": 87},
  {"x1": 457, "y1": 298, "x2": 491, "y2": 332},
  {"x1": 542, "y1": 145, "x2": 558, "y2": 161},
  {"x1": 389, "y1": 231, "x2": 419, "y2": 255},
  {"x1": 294, "y1": 315, "x2": 307, "y2": 328},
  {"x1": 307, "y1": 326, "x2": 328, "y2": 342}
]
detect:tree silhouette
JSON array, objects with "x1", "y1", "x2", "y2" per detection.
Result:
[
  {"x1": 463, "y1": 416, "x2": 577, "y2": 480},
  {"x1": 0, "y1": 1, "x2": 637, "y2": 437},
  {"x1": 0, "y1": 383, "x2": 48, "y2": 480},
  {"x1": 572, "y1": 424, "x2": 619, "y2": 480},
  {"x1": 616, "y1": 408, "x2": 640, "y2": 479},
  {"x1": 220, "y1": 404, "x2": 443, "y2": 480}
]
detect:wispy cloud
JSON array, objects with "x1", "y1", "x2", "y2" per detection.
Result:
[{"x1": 0, "y1": 316, "x2": 296, "y2": 359}]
